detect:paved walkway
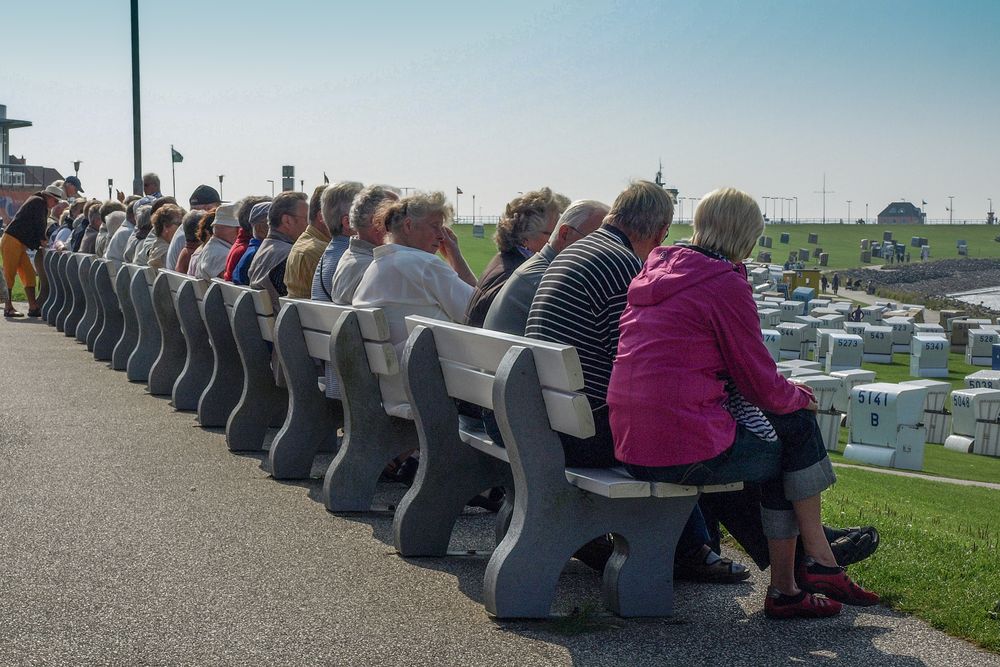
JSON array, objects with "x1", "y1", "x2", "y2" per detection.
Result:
[
  {"x1": 1, "y1": 315, "x2": 998, "y2": 665},
  {"x1": 833, "y1": 462, "x2": 1000, "y2": 490}
]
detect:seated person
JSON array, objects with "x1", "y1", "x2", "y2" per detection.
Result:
[{"x1": 609, "y1": 187, "x2": 879, "y2": 619}]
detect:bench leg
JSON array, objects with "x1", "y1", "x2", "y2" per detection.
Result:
[
  {"x1": 126, "y1": 273, "x2": 160, "y2": 383},
  {"x1": 198, "y1": 287, "x2": 242, "y2": 427},
  {"x1": 112, "y1": 269, "x2": 138, "y2": 371},
  {"x1": 172, "y1": 286, "x2": 213, "y2": 411},
  {"x1": 148, "y1": 276, "x2": 187, "y2": 396},
  {"x1": 93, "y1": 265, "x2": 122, "y2": 362},
  {"x1": 269, "y1": 306, "x2": 343, "y2": 479},
  {"x1": 602, "y1": 496, "x2": 696, "y2": 617},
  {"x1": 227, "y1": 299, "x2": 286, "y2": 451},
  {"x1": 322, "y1": 415, "x2": 417, "y2": 512}
]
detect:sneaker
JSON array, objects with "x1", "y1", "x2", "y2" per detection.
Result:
[
  {"x1": 797, "y1": 558, "x2": 880, "y2": 607},
  {"x1": 674, "y1": 547, "x2": 751, "y2": 584},
  {"x1": 764, "y1": 588, "x2": 842, "y2": 619}
]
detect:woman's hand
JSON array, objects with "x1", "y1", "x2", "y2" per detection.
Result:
[{"x1": 439, "y1": 226, "x2": 460, "y2": 260}]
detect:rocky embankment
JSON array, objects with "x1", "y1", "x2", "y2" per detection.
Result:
[{"x1": 841, "y1": 258, "x2": 1000, "y2": 316}]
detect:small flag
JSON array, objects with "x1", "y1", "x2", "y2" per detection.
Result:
[
  {"x1": 456, "y1": 187, "x2": 464, "y2": 195},
  {"x1": 171, "y1": 147, "x2": 183, "y2": 163},
  {"x1": 323, "y1": 171, "x2": 330, "y2": 185}
]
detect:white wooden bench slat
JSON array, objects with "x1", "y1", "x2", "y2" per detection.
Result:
[
  {"x1": 302, "y1": 330, "x2": 333, "y2": 362},
  {"x1": 650, "y1": 481, "x2": 744, "y2": 498},
  {"x1": 564, "y1": 468, "x2": 652, "y2": 498},
  {"x1": 406, "y1": 315, "x2": 584, "y2": 392},
  {"x1": 458, "y1": 428, "x2": 510, "y2": 463},
  {"x1": 211, "y1": 278, "x2": 250, "y2": 307},
  {"x1": 279, "y1": 298, "x2": 390, "y2": 342},
  {"x1": 364, "y1": 341, "x2": 399, "y2": 376},
  {"x1": 438, "y1": 359, "x2": 595, "y2": 439}
]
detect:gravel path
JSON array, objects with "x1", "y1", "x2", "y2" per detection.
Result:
[{"x1": 1, "y1": 315, "x2": 997, "y2": 666}]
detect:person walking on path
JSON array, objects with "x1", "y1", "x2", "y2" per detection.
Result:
[
  {"x1": 1, "y1": 183, "x2": 65, "y2": 318},
  {"x1": 831, "y1": 273, "x2": 839, "y2": 296}
]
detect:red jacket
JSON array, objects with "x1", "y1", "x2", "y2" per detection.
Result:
[
  {"x1": 223, "y1": 228, "x2": 253, "y2": 281},
  {"x1": 609, "y1": 245, "x2": 811, "y2": 467}
]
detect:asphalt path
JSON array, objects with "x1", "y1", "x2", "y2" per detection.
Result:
[{"x1": 0, "y1": 313, "x2": 996, "y2": 666}]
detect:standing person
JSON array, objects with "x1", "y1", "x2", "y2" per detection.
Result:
[
  {"x1": 609, "y1": 187, "x2": 878, "y2": 618},
  {"x1": 831, "y1": 273, "x2": 840, "y2": 295},
  {"x1": 1, "y1": 183, "x2": 65, "y2": 318},
  {"x1": 821, "y1": 275, "x2": 828, "y2": 294}
]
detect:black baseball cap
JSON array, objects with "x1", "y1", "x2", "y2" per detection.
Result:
[
  {"x1": 65, "y1": 175, "x2": 84, "y2": 193},
  {"x1": 189, "y1": 184, "x2": 222, "y2": 207}
]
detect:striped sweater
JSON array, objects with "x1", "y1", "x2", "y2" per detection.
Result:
[{"x1": 525, "y1": 225, "x2": 641, "y2": 409}]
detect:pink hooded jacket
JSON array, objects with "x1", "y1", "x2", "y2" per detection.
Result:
[{"x1": 609, "y1": 245, "x2": 812, "y2": 468}]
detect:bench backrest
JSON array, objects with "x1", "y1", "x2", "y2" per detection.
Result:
[
  {"x1": 404, "y1": 315, "x2": 594, "y2": 439},
  {"x1": 211, "y1": 278, "x2": 274, "y2": 341},
  {"x1": 124, "y1": 263, "x2": 156, "y2": 290},
  {"x1": 162, "y1": 270, "x2": 208, "y2": 302},
  {"x1": 277, "y1": 298, "x2": 396, "y2": 374}
]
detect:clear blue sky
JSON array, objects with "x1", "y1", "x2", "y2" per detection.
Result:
[{"x1": 3, "y1": 0, "x2": 998, "y2": 221}]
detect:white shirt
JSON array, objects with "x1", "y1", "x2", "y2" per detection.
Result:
[
  {"x1": 166, "y1": 230, "x2": 186, "y2": 273},
  {"x1": 105, "y1": 221, "x2": 136, "y2": 263},
  {"x1": 353, "y1": 244, "x2": 473, "y2": 417},
  {"x1": 195, "y1": 236, "x2": 233, "y2": 280}
]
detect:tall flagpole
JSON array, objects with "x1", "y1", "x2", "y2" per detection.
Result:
[
  {"x1": 130, "y1": 0, "x2": 142, "y2": 196},
  {"x1": 171, "y1": 145, "x2": 176, "y2": 198}
]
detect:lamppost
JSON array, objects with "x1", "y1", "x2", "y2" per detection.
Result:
[
  {"x1": 73, "y1": 160, "x2": 81, "y2": 177},
  {"x1": 846, "y1": 200, "x2": 852, "y2": 224},
  {"x1": 948, "y1": 195, "x2": 954, "y2": 225},
  {"x1": 865, "y1": 203, "x2": 869, "y2": 224},
  {"x1": 793, "y1": 196, "x2": 798, "y2": 223},
  {"x1": 217, "y1": 174, "x2": 224, "y2": 199},
  {"x1": 762, "y1": 196, "x2": 770, "y2": 220},
  {"x1": 266, "y1": 179, "x2": 274, "y2": 197},
  {"x1": 472, "y1": 194, "x2": 476, "y2": 225}
]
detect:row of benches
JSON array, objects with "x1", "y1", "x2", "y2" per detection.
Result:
[{"x1": 39, "y1": 250, "x2": 740, "y2": 618}]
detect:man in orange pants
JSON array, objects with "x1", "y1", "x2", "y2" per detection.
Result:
[{"x1": 1, "y1": 184, "x2": 64, "y2": 318}]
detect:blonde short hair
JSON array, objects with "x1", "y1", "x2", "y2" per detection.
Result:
[{"x1": 691, "y1": 187, "x2": 763, "y2": 262}]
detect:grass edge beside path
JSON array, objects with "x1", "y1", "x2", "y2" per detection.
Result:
[{"x1": 822, "y1": 466, "x2": 1000, "y2": 652}]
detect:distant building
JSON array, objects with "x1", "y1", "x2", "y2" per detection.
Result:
[
  {"x1": 877, "y1": 201, "x2": 925, "y2": 225},
  {"x1": 1, "y1": 104, "x2": 63, "y2": 221}
]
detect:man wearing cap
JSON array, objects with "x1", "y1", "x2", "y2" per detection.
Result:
[
  {"x1": 165, "y1": 185, "x2": 219, "y2": 271},
  {"x1": 285, "y1": 185, "x2": 337, "y2": 299},
  {"x1": 232, "y1": 202, "x2": 271, "y2": 285},
  {"x1": 195, "y1": 203, "x2": 240, "y2": 280},
  {"x1": 63, "y1": 176, "x2": 84, "y2": 200},
  {"x1": 223, "y1": 196, "x2": 271, "y2": 281},
  {"x1": 1, "y1": 184, "x2": 65, "y2": 317}
]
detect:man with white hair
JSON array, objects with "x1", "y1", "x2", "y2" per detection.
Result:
[
  {"x1": 483, "y1": 199, "x2": 608, "y2": 336},
  {"x1": 309, "y1": 181, "x2": 365, "y2": 301},
  {"x1": 326, "y1": 185, "x2": 398, "y2": 304},
  {"x1": 105, "y1": 200, "x2": 139, "y2": 262}
]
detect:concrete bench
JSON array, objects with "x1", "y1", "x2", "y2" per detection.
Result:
[
  {"x1": 395, "y1": 315, "x2": 741, "y2": 618},
  {"x1": 268, "y1": 297, "x2": 346, "y2": 479},
  {"x1": 47, "y1": 252, "x2": 69, "y2": 328},
  {"x1": 320, "y1": 304, "x2": 419, "y2": 511},
  {"x1": 75, "y1": 255, "x2": 97, "y2": 345},
  {"x1": 111, "y1": 264, "x2": 140, "y2": 372},
  {"x1": 92, "y1": 259, "x2": 123, "y2": 362},
  {"x1": 160, "y1": 271, "x2": 212, "y2": 411},
  {"x1": 63, "y1": 253, "x2": 87, "y2": 337},
  {"x1": 148, "y1": 271, "x2": 188, "y2": 396},
  {"x1": 198, "y1": 280, "x2": 245, "y2": 427},
  {"x1": 41, "y1": 250, "x2": 62, "y2": 324},
  {"x1": 126, "y1": 264, "x2": 161, "y2": 383},
  {"x1": 221, "y1": 283, "x2": 287, "y2": 452},
  {"x1": 82, "y1": 259, "x2": 106, "y2": 351}
]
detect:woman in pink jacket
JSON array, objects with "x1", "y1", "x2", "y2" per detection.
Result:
[{"x1": 608, "y1": 187, "x2": 878, "y2": 619}]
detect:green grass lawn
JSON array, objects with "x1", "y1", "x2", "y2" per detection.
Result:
[{"x1": 822, "y1": 466, "x2": 1000, "y2": 651}]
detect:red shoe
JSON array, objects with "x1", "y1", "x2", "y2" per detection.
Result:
[
  {"x1": 797, "y1": 559, "x2": 880, "y2": 607},
  {"x1": 764, "y1": 588, "x2": 842, "y2": 619}
]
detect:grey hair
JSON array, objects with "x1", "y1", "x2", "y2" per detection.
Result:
[
  {"x1": 135, "y1": 205, "x2": 153, "y2": 232},
  {"x1": 349, "y1": 185, "x2": 399, "y2": 231},
  {"x1": 321, "y1": 181, "x2": 365, "y2": 237},
  {"x1": 181, "y1": 210, "x2": 207, "y2": 244},
  {"x1": 606, "y1": 180, "x2": 674, "y2": 240},
  {"x1": 268, "y1": 191, "x2": 308, "y2": 229},
  {"x1": 382, "y1": 191, "x2": 453, "y2": 236},
  {"x1": 557, "y1": 199, "x2": 610, "y2": 232}
]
